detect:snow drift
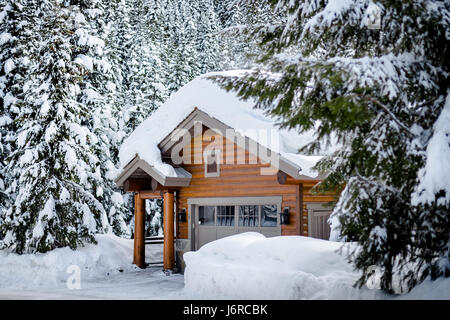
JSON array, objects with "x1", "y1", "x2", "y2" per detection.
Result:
[
  {"x1": 0, "y1": 234, "x2": 161, "y2": 289},
  {"x1": 182, "y1": 232, "x2": 450, "y2": 299}
]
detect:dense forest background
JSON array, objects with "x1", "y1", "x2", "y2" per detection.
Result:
[
  {"x1": 1, "y1": 0, "x2": 448, "y2": 294},
  {"x1": 0, "y1": 0, "x2": 273, "y2": 252}
]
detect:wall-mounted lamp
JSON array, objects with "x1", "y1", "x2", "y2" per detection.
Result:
[
  {"x1": 178, "y1": 208, "x2": 187, "y2": 222},
  {"x1": 280, "y1": 207, "x2": 289, "y2": 225}
]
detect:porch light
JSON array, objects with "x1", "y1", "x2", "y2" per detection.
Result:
[
  {"x1": 280, "y1": 207, "x2": 289, "y2": 225},
  {"x1": 178, "y1": 208, "x2": 187, "y2": 223}
]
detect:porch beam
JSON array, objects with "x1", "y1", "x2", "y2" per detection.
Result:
[
  {"x1": 163, "y1": 191, "x2": 175, "y2": 270},
  {"x1": 124, "y1": 178, "x2": 152, "y2": 192},
  {"x1": 140, "y1": 190, "x2": 163, "y2": 199}
]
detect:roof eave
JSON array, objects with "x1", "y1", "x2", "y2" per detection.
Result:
[{"x1": 115, "y1": 155, "x2": 192, "y2": 188}]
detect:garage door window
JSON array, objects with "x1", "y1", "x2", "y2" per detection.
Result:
[
  {"x1": 261, "y1": 205, "x2": 277, "y2": 227},
  {"x1": 239, "y1": 205, "x2": 259, "y2": 227},
  {"x1": 199, "y1": 206, "x2": 215, "y2": 225},
  {"x1": 216, "y1": 206, "x2": 235, "y2": 226},
  {"x1": 197, "y1": 202, "x2": 280, "y2": 228}
]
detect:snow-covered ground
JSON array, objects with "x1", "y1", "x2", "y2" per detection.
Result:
[
  {"x1": 0, "y1": 234, "x2": 185, "y2": 299},
  {"x1": 0, "y1": 268, "x2": 185, "y2": 300},
  {"x1": 0, "y1": 233, "x2": 448, "y2": 299}
]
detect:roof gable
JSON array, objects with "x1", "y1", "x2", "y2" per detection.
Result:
[
  {"x1": 115, "y1": 155, "x2": 191, "y2": 188},
  {"x1": 117, "y1": 71, "x2": 331, "y2": 185}
]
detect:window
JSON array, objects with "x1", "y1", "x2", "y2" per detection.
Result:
[
  {"x1": 261, "y1": 205, "x2": 277, "y2": 227},
  {"x1": 216, "y1": 206, "x2": 235, "y2": 226},
  {"x1": 204, "y1": 149, "x2": 220, "y2": 177},
  {"x1": 198, "y1": 206, "x2": 215, "y2": 225},
  {"x1": 238, "y1": 205, "x2": 259, "y2": 227},
  {"x1": 198, "y1": 202, "x2": 280, "y2": 228}
]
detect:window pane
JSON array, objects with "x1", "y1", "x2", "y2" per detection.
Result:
[
  {"x1": 198, "y1": 206, "x2": 214, "y2": 225},
  {"x1": 238, "y1": 205, "x2": 259, "y2": 227},
  {"x1": 205, "y1": 150, "x2": 219, "y2": 175},
  {"x1": 261, "y1": 205, "x2": 277, "y2": 227},
  {"x1": 216, "y1": 206, "x2": 235, "y2": 226}
]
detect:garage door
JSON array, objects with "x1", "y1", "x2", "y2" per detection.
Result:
[{"x1": 190, "y1": 197, "x2": 282, "y2": 249}]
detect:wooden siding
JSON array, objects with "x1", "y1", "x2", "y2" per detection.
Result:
[
  {"x1": 170, "y1": 126, "x2": 335, "y2": 239},
  {"x1": 302, "y1": 182, "x2": 335, "y2": 236}
]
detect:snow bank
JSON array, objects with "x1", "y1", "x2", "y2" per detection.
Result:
[
  {"x1": 0, "y1": 234, "x2": 161, "y2": 289},
  {"x1": 118, "y1": 71, "x2": 326, "y2": 178},
  {"x1": 182, "y1": 233, "x2": 450, "y2": 299}
]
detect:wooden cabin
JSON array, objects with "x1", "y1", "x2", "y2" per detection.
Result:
[{"x1": 115, "y1": 73, "x2": 337, "y2": 271}]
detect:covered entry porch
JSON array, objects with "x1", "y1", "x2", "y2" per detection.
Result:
[
  {"x1": 115, "y1": 156, "x2": 192, "y2": 270},
  {"x1": 133, "y1": 190, "x2": 175, "y2": 269}
]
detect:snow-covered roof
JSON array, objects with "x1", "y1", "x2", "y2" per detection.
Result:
[{"x1": 118, "y1": 70, "x2": 326, "y2": 180}]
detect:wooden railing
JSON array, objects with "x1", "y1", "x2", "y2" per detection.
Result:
[
  {"x1": 144, "y1": 236, "x2": 177, "y2": 244},
  {"x1": 144, "y1": 236, "x2": 164, "y2": 244}
]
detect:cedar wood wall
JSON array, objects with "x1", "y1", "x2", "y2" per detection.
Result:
[{"x1": 171, "y1": 126, "x2": 335, "y2": 239}]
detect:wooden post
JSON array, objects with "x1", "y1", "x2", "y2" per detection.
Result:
[
  {"x1": 163, "y1": 190, "x2": 175, "y2": 270},
  {"x1": 133, "y1": 193, "x2": 146, "y2": 268},
  {"x1": 297, "y1": 184, "x2": 303, "y2": 236}
]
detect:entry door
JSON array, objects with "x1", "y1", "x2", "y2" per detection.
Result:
[
  {"x1": 193, "y1": 200, "x2": 281, "y2": 250},
  {"x1": 307, "y1": 203, "x2": 332, "y2": 240}
]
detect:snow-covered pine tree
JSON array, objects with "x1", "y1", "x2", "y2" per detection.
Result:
[
  {"x1": 196, "y1": 0, "x2": 220, "y2": 74},
  {"x1": 121, "y1": 0, "x2": 170, "y2": 237},
  {"x1": 145, "y1": 198, "x2": 163, "y2": 237},
  {"x1": 71, "y1": 1, "x2": 130, "y2": 237},
  {"x1": 110, "y1": 0, "x2": 170, "y2": 236},
  {"x1": 0, "y1": 0, "x2": 18, "y2": 239},
  {"x1": 1, "y1": 0, "x2": 46, "y2": 242},
  {"x1": 214, "y1": 0, "x2": 274, "y2": 69},
  {"x1": 1, "y1": 0, "x2": 110, "y2": 253},
  {"x1": 214, "y1": 0, "x2": 450, "y2": 293},
  {"x1": 101, "y1": 0, "x2": 129, "y2": 141},
  {"x1": 122, "y1": 0, "x2": 168, "y2": 134},
  {"x1": 166, "y1": 0, "x2": 201, "y2": 94}
]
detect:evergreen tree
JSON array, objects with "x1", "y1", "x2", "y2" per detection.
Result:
[
  {"x1": 214, "y1": 0, "x2": 274, "y2": 69},
  {"x1": 0, "y1": 0, "x2": 20, "y2": 239},
  {"x1": 214, "y1": 0, "x2": 450, "y2": 293},
  {"x1": 196, "y1": 0, "x2": 220, "y2": 74},
  {"x1": 0, "y1": 0, "x2": 277, "y2": 247},
  {"x1": 1, "y1": 0, "x2": 110, "y2": 253},
  {"x1": 145, "y1": 198, "x2": 163, "y2": 237},
  {"x1": 122, "y1": 0, "x2": 168, "y2": 133},
  {"x1": 166, "y1": 0, "x2": 200, "y2": 94},
  {"x1": 73, "y1": 0, "x2": 130, "y2": 237}
]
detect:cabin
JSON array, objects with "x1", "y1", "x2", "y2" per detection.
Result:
[{"x1": 115, "y1": 71, "x2": 337, "y2": 271}]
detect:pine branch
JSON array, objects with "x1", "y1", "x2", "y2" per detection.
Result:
[{"x1": 350, "y1": 93, "x2": 415, "y2": 136}]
